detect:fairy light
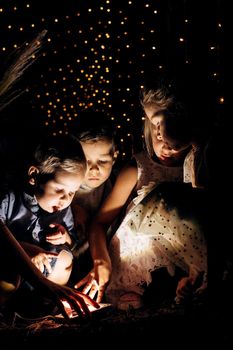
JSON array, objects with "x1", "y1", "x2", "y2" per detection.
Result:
[{"x1": 0, "y1": 0, "x2": 226, "y2": 159}]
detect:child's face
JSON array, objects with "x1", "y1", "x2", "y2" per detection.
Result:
[
  {"x1": 80, "y1": 139, "x2": 115, "y2": 189},
  {"x1": 35, "y1": 170, "x2": 84, "y2": 213},
  {"x1": 144, "y1": 105, "x2": 191, "y2": 166}
]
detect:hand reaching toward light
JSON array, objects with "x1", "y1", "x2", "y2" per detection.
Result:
[
  {"x1": 0, "y1": 219, "x2": 99, "y2": 321},
  {"x1": 37, "y1": 277, "x2": 100, "y2": 320},
  {"x1": 74, "y1": 258, "x2": 112, "y2": 303}
]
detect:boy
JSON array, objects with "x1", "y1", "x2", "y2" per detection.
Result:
[
  {"x1": 0, "y1": 134, "x2": 89, "y2": 310},
  {"x1": 70, "y1": 110, "x2": 119, "y2": 286},
  {"x1": 71, "y1": 110, "x2": 119, "y2": 256}
]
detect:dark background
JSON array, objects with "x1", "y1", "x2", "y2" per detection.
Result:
[
  {"x1": 0, "y1": 1, "x2": 231, "y2": 345},
  {"x1": 0, "y1": 0, "x2": 229, "y2": 162}
]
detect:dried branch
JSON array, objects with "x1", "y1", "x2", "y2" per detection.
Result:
[{"x1": 0, "y1": 29, "x2": 47, "y2": 112}]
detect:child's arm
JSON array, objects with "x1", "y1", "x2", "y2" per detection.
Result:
[
  {"x1": 0, "y1": 219, "x2": 99, "y2": 319},
  {"x1": 75, "y1": 164, "x2": 138, "y2": 302}
]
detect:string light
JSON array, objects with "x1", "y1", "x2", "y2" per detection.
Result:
[{"x1": 0, "y1": 0, "x2": 226, "y2": 160}]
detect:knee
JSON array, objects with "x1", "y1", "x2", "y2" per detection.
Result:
[{"x1": 0, "y1": 276, "x2": 21, "y2": 305}]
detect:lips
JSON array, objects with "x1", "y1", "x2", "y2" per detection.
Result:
[
  {"x1": 160, "y1": 155, "x2": 170, "y2": 160},
  {"x1": 52, "y1": 206, "x2": 61, "y2": 212}
]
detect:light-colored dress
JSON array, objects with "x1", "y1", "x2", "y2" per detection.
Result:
[
  {"x1": 106, "y1": 152, "x2": 207, "y2": 305},
  {"x1": 134, "y1": 151, "x2": 183, "y2": 191}
]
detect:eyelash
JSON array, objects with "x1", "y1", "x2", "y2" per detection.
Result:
[
  {"x1": 55, "y1": 189, "x2": 75, "y2": 197},
  {"x1": 98, "y1": 160, "x2": 110, "y2": 164}
]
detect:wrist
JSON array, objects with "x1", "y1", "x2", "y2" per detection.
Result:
[{"x1": 94, "y1": 258, "x2": 112, "y2": 270}]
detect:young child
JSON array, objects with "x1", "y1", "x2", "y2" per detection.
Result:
[
  {"x1": 71, "y1": 110, "x2": 119, "y2": 257},
  {"x1": 76, "y1": 75, "x2": 208, "y2": 310},
  {"x1": 0, "y1": 134, "x2": 98, "y2": 315},
  {"x1": 66, "y1": 110, "x2": 119, "y2": 289},
  {"x1": 0, "y1": 32, "x2": 98, "y2": 319}
]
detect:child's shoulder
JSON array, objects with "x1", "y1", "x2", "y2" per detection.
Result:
[{"x1": 133, "y1": 150, "x2": 148, "y2": 162}]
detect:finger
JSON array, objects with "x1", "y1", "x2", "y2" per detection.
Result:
[
  {"x1": 38, "y1": 261, "x2": 44, "y2": 273},
  {"x1": 46, "y1": 233, "x2": 61, "y2": 240},
  {"x1": 88, "y1": 286, "x2": 98, "y2": 300},
  {"x1": 43, "y1": 259, "x2": 52, "y2": 274},
  {"x1": 74, "y1": 272, "x2": 94, "y2": 289},
  {"x1": 73, "y1": 290, "x2": 99, "y2": 309},
  {"x1": 74, "y1": 276, "x2": 89, "y2": 289},
  {"x1": 58, "y1": 287, "x2": 99, "y2": 319},
  {"x1": 64, "y1": 297, "x2": 85, "y2": 318},
  {"x1": 67, "y1": 285, "x2": 99, "y2": 308},
  {"x1": 45, "y1": 253, "x2": 58, "y2": 258},
  {"x1": 55, "y1": 296, "x2": 72, "y2": 321},
  {"x1": 67, "y1": 293, "x2": 91, "y2": 318},
  {"x1": 58, "y1": 289, "x2": 84, "y2": 319},
  {"x1": 82, "y1": 282, "x2": 93, "y2": 294},
  {"x1": 96, "y1": 285, "x2": 105, "y2": 303}
]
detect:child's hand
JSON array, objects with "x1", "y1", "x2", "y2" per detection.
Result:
[
  {"x1": 31, "y1": 251, "x2": 58, "y2": 274},
  {"x1": 175, "y1": 276, "x2": 195, "y2": 302},
  {"x1": 45, "y1": 223, "x2": 69, "y2": 245},
  {"x1": 39, "y1": 279, "x2": 100, "y2": 320},
  {"x1": 0, "y1": 219, "x2": 99, "y2": 321},
  {"x1": 74, "y1": 259, "x2": 112, "y2": 303},
  {"x1": 175, "y1": 272, "x2": 205, "y2": 304}
]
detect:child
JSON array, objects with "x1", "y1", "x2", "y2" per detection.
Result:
[
  {"x1": 76, "y1": 75, "x2": 208, "y2": 309},
  {"x1": 0, "y1": 134, "x2": 99, "y2": 316},
  {"x1": 0, "y1": 32, "x2": 98, "y2": 319},
  {"x1": 66, "y1": 110, "x2": 119, "y2": 289},
  {"x1": 71, "y1": 109, "x2": 119, "y2": 257}
]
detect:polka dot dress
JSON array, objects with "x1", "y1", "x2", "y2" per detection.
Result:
[
  {"x1": 106, "y1": 182, "x2": 207, "y2": 305},
  {"x1": 135, "y1": 151, "x2": 183, "y2": 192}
]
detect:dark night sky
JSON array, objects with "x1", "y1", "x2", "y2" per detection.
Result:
[{"x1": 0, "y1": 0, "x2": 229, "y2": 162}]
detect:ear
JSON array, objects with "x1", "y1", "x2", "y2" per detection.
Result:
[
  {"x1": 112, "y1": 151, "x2": 119, "y2": 164},
  {"x1": 28, "y1": 166, "x2": 39, "y2": 185}
]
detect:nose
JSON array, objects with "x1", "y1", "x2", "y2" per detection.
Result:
[
  {"x1": 88, "y1": 163, "x2": 100, "y2": 174},
  {"x1": 59, "y1": 193, "x2": 69, "y2": 202},
  {"x1": 162, "y1": 143, "x2": 172, "y2": 152},
  {"x1": 161, "y1": 143, "x2": 175, "y2": 156}
]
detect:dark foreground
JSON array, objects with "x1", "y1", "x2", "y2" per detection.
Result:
[{"x1": 1, "y1": 294, "x2": 232, "y2": 349}]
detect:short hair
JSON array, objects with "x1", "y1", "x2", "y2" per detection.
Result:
[
  {"x1": 73, "y1": 109, "x2": 118, "y2": 157},
  {"x1": 33, "y1": 134, "x2": 86, "y2": 180}
]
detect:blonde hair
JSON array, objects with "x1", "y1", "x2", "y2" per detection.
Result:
[
  {"x1": 140, "y1": 87, "x2": 174, "y2": 110},
  {"x1": 140, "y1": 87, "x2": 175, "y2": 158},
  {"x1": 140, "y1": 84, "x2": 191, "y2": 158},
  {"x1": 37, "y1": 156, "x2": 86, "y2": 176},
  {"x1": 34, "y1": 135, "x2": 86, "y2": 183}
]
